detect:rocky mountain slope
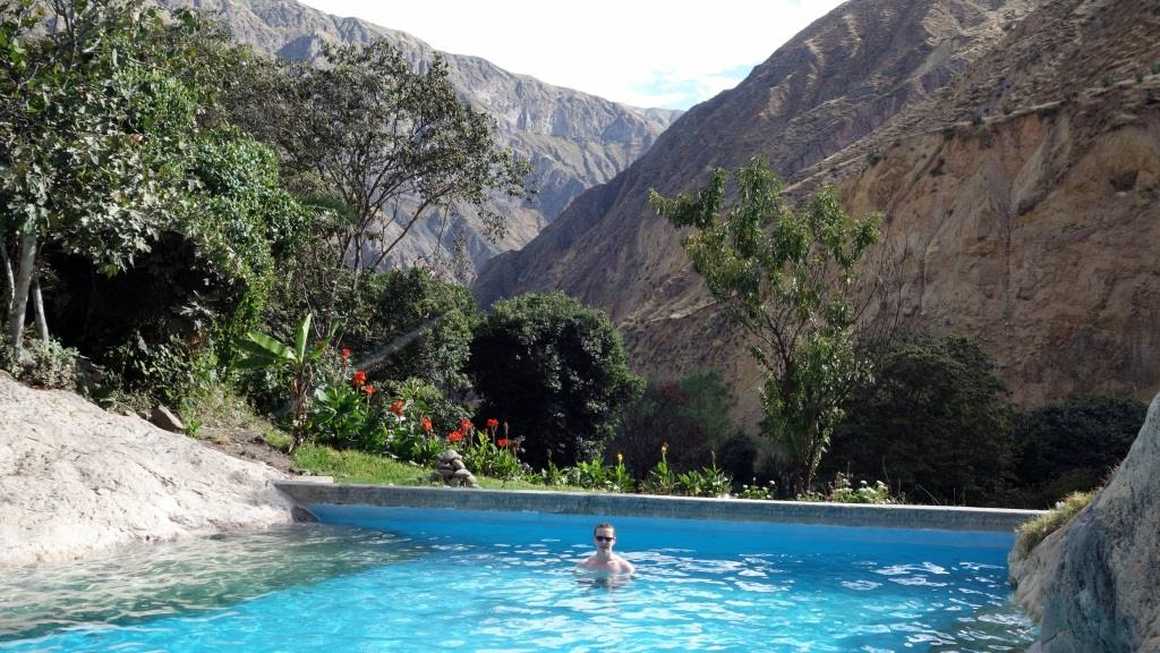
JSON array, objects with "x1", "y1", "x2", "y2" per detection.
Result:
[
  {"x1": 157, "y1": 0, "x2": 680, "y2": 277},
  {"x1": 476, "y1": 0, "x2": 1160, "y2": 421}
]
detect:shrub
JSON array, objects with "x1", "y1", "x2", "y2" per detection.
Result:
[
  {"x1": 640, "y1": 443, "x2": 678, "y2": 495},
  {"x1": 1013, "y1": 491, "x2": 1095, "y2": 560},
  {"x1": 826, "y1": 333, "x2": 1015, "y2": 506},
  {"x1": 797, "y1": 472, "x2": 900, "y2": 504},
  {"x1": 6, "y1": 337, "x2": 80, "y2": 390},
  {"x1": 735, "y1": 479, "x2": 778, "y2": 500},
  {"x1": 469, "y1": 292, "x2": 643, "y2": 469},
  {"x1": 1010, "y1": 395, "x2": 1144, "y2": 507},
  {"x1": 675, "y1": 458, "x2": 732, "y2": 497},
  {"x1": 461, "y1": 420, "x2": 525, "y2": 481}
]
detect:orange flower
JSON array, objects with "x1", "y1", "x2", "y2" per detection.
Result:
[
  {"x1": 485, "y1": 418, "x2": 500, "y2": 430},
  {"x1": 388, "y1": 400, "x2": 405, "y2": 416},
  {"x1": 448, "y1": 430, "x2": 464, "y2": 443},
  {"x1": 340, "y1": 347, "x2": 352, "y2": 361},
  {"x1": 421, "y1": 416, "x2": 433, "y2": 433},
  {"x1": 363, "y1": 385, "x2": 377, "y2": 397},
  {"x1": 497, "y1": 437, "x2": 511, "y2": 448},
  {"x1": 351, "y1": 370, "x2": 367, "y2": 387},
  {"x1": 459, "y1": 418, "x2": 474, "y2": 433}
]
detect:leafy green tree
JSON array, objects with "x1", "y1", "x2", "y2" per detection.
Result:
[
  {"x1": 607, "y1": 370, "x2": 737, "y2": 479},
  {"x1": 1011, "y1": 395, "x2": 1146, "y2": 507},
  {"x1": 650, "y1": 158, "x2": 881, "y2": 493},
  {"x1": 357, "y1": 268, "x2": 479, "y2": 395},
  {"x1": 469, "y1": 292, "x2": 644, "y2": 468},
  {"x1": 825, "y1": 334, "x2": 1015, "y2": 506},
  {"x1": 233, "y1": 39, "x2": 530, "y2": 278},
  {"x1": 1, "y1": 0, "x2": 306, "y2": 384}
]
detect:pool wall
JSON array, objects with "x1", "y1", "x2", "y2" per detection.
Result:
[{"x1": 275, "y1": 482, "x2": 1042, "y2": 533}]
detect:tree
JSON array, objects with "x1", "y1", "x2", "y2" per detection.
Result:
[
  {"x1": 0, "y1": 0, "x2": 310, "y2": 405},
  {"x1": 234, "y1": 40, "x2": 529, "y2": 279},
  {"x1": 826, "y1": 334, "x2": 1015, "y2": 506},
  {"x1": 468, "y1": 292, "x2": 644, "y2": 469},
  {"x1": 358, "y1": 268, "x2": 479, "y2": 395},
  {"x1": 607, "y1": 370, "x2": 737, "y2": 479},
  {"x1": 650, "y1": 158, "x2": 881, "y2": 493}
]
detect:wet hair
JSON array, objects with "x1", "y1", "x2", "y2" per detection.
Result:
[{"x1": 593, "y1": 523, "x2": 615, "y2": 536}]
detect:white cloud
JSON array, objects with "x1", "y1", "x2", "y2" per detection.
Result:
[{"x1": 296, "y1": 0, "x2": 847, "y2": 109}]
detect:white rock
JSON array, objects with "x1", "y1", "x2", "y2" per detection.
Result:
[{"x1": 0, "y1": 376, "x2": 293, "y2": 567}]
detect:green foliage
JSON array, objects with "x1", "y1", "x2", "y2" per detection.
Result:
[
  {"x1": 354, "y1": 269, "x2": 480, "y2": 395},
  {"x1": 461, "y1": 424, "x2": 525, "y2": 481},
  {"x1": 1153, "y1": 62, "x2": 1160, "y2": 76},
  {"x1": 308, "y1": 382, "x2": 380, "y2": 451},
  {"x1": 608, "y1": 370, "x2": 736, "y2": 479},
  {"x1": 469, "y1": 292, "x2": 644, "y2": 469},
  {"x1": 675, "y1": 460, "x2": 733, "y2": 497},
  {"x1": 641, "y1": 444, "x2": 678, "y2": 495},
  {"x1": 293, "y1": 444, "x2": 431, "y2": 486},
  {"x1": 650, "y1": 158, "x2": 880, "y2": 493},
  {"x1": 1011, "y1": 395, "x2": 1144, "y2": 508},
  {"x1": 826, "y1": 334, "x2": 1014, "y2": 505},
  {"x1": 1013, "y1": 491, "x2": 1095, "y2": 560},
  {"x1": 385, "y1": 377, "x2": 472, "y2": 435},
  {"x1": 235, "y1": 314, "x2": 330, "y2": 448},
  {"x1": 234, "y1": 39, "x2": 529, "y2": 277},
  {"x1": 6, "y1": 337, "x2": 79, "y2": 390},
  {"x1": 735, "y1": 479, "x2": 778, "y2": 500}
]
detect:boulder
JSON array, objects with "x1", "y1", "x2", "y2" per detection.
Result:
[
  {"x1": 0, "y1": 376, "x2": 293, "y2": 567},
  {"x1": 149, "y1": 405, "x2": 185, "y2": 433},
  {"x1": 1010, "y1": 393, "x2": 1160, "y2": 652}
]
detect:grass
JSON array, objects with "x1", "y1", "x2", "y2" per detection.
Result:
[
  {"x1": 292, "y1": 444, "x2": 588, "y2": 492},
  {"x1": 1013, "y1": 490, "x2": 1096, "y2": 560}
]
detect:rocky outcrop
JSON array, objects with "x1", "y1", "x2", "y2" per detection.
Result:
[
  {"x1": 476, "y1": 0, "x2": 1160, "y2": 421},
  {"x1": 0, "y1": 374, "x2": 293, "y2": 567},
  {"x1": 1009, "y1": 393, "x2": 1160, "y2": 652},
  {"x1": 156, "y1": 0, "x2": 679, "y2": 278},
  {"x1": 431, "y1": 449, "x2": 479, "y2": 488}
]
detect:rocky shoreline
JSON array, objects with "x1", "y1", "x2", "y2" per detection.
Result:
[{"x1": 0, "y1": 374, "x2": 293, "y2": 567}]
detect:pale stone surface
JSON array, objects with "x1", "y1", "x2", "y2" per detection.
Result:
[
  {"x1": 1010, "y1": 393, "x2": 1160, "y2": 652},
  {"x1": 0, "y1": 376, "x2": 293, "y2": 567}
]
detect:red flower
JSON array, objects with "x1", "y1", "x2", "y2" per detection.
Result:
[
  {"x1": 447, "y1": 430, "x2": 464, "y2": 443},
  {"x1": 363, "y1": 385, "x2": 377, "y2": 397},
  {"x1": 388, "y1": 399, "x2": 405, "y2": 416},
  {"x1": 351, "y1": 370, "x2": 367, "y2": 387},
  {"x1": 421, "y1": 416, "x2": 433, "y2": 433},
  {"x1": 486, "y1": 418, "x2": 500, "y2": 430},
  {"x1": 459, "y1": 418, "x2": 474, "y2": 433},
  {"x1": 340, "y1": 347, "x2": 352, "y2": 361},
  {"x1": 497, "y1": 437, "x2": 511, "y2": 448}
]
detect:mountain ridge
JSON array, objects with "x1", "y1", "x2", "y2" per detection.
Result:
[
  {"x1": 475, "y1": 0, "x2": 1160, "y2": 421},
  {"x1": 157, "y1": 0, "x2": 680, "y2": 277}
]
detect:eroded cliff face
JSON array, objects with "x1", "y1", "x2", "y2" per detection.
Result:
[
  {"x1": 1009, "y1": 393, "x2": 1160, "y2": 652},
  {"x1": 157, "y1": 0, "x2": 679, "y2": 277},
  {"x1": 476, "y1": 0, "x2": 1160, "y2": 422}
]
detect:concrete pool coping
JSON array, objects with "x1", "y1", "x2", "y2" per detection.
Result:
[{"x1": 275, "y1": 482, "x2": 1043, "y2": 533}]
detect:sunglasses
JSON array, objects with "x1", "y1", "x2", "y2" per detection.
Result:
[{"x1": 594, "y1": 535, "x2": 615, "y2": 542}]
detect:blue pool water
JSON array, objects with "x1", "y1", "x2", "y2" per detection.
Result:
[{"x1": 0, "y1": 507, "x2": 1035, "y2": 652}]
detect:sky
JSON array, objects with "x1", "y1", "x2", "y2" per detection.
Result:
[{"x1": 296, "y1": 1, "x2": 847, "y2": 110}]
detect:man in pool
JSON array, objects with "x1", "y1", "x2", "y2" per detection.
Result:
[{"x1": 579, "y1": 523, "x2": 635, "y2": 575}]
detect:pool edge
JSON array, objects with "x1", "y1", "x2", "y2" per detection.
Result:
[{"x1": 274, "y1": 482, "x2": 1043, "y2": 533}]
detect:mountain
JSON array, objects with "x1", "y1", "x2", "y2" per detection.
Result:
[
  {"x1": 475, "y1": 0, "x2": 1160, "y2": 422},
  {"x1": 156, "y1": 0, "x2": 680, "y2": 277}
]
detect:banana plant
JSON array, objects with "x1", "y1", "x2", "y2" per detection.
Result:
[{"x1": 235, "y1": 313, "x2": 328, "y2": 452}]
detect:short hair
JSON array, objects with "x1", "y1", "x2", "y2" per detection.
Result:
[{"x1": 593, "y1": 522, "x2": 615, "y2": 535}]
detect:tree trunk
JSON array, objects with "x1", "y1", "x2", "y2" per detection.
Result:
[
  {"x1": 0, "y1": 241, "x2": 13, "y2": 320},
  {"x1": 32, "y1": 275, "x2": 49, "y2": 342},
  {"x1": 5, "y1": 229, "x2": 37, "y2": 361}
]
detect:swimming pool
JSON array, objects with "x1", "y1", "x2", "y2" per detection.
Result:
[{"x1": 0, "y1": 506, "x2": 1036, "y2": 652}]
